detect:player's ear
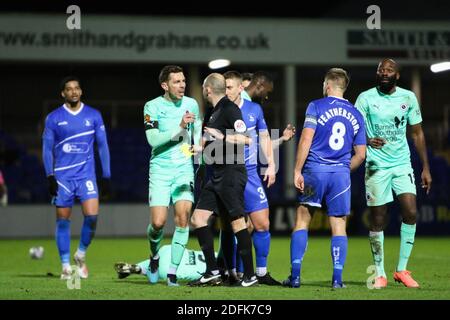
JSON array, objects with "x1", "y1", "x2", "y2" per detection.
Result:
[
  {"x1": 396, "y1": 73, "x2": 400, "y2": 80},
  {"x1": 161, "y1": 82, "x2": 169, "y2": 91},
  {"x1": 61, "y1": 91, "x2": 65, "y2": 99},
  {"x1": 79, "y1": 88, "x2": 83, "y2": 97}
]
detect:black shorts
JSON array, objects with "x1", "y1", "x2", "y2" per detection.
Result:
[{"x1": 196, "y1": 165, "x2": 247, "y2": 219}]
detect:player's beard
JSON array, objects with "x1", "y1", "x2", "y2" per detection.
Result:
[{"x1": 376, "y1": 74, "x2": 397, "y2": 94}]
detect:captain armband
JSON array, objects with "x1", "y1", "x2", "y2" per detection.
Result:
[{"x1": 144, "y1": 114, "x2": 159, "y2": 131}]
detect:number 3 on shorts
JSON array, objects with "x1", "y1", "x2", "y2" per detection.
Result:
[{"x1": 257, "y1": 187, "x2": 266, "y2": 200}]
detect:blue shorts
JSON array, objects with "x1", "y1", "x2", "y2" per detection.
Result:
[
  {"x1": 244, "y1": 171, "x2": 269, "y2": 213},
  {"x1": 53, "y1": 176, "x2": 99, "y2": 207},
  {"x1": 297, "y1": 171, "x2": 350, "y2": 216}
]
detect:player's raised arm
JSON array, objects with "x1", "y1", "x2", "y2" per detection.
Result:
[
  {"x1": 204, "y1": 127, "x2": 252, "y2": 145},
  {"x1": 272, "y1": 124, "x2": 296, "y2": 149},
  {"x1": 144, "y1": 102, "x2": 187, "y2": 149},
  {"x1": 226, "y1": 132, "x2": 252, "y2": 145}
]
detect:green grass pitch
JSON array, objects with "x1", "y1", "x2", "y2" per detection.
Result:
[{"x1": 0, "y1": 237, "x2": 449, "y2": 300}]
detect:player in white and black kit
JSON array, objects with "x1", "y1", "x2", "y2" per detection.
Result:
[{"x1": 189, "y1": 73, "x2": 258, "y2": 287}]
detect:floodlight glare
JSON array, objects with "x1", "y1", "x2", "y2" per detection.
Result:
[
  {"x1": 208, "y1": 59, "x2": 231, "y2": 69},
  {"x1": 430, "y1": 62, "x2": 450, "y2": 73}
]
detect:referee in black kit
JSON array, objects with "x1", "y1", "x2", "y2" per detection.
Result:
[{"x1": 189, "y1": 73, "x2": 258, "y2": 287}]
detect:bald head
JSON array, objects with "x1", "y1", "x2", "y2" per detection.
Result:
[
  {"x1": 203, "y1": 73, "x2": 226, "y2": 95},
  {"x1": 378, "y1": 58, "x2": 400, "y2": 73},
  {"x1": 203, "y1": 73, "x2": 226, "y2": 105},
  {"x1": 376, "y1": 58, "x2": 400, "y2": 94}
]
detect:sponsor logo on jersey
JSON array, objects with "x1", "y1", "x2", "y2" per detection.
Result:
[
  {"x1": 400, "y1": 104, "x2": 409, "y2": 112},
  {"x1": 62, "y1": 142, "x2": 89, "y2": 153},
  {"x1": 57, "y1": 121, "x2": 68, "y2": 126},
  {"x1": 85, "y1": 119, "x2": 92, "y2": 126},
  {"x1": 394, "y1": 116, "x2": 405, "y2": 128}
]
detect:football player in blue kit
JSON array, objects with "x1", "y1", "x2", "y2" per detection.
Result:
[
  {"x1": 220, "y1": 71, "x2": 281, "y2": 285},
  {"x1": 42, "y1": 76, "x2": 111, "y2": 280},
  {"x1": 283, "y1": 68, "x2": 366, "y2": 288}
]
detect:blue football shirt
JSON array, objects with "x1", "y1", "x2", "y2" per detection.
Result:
[
  {"x1": 302, "y1": 96, "x2": 366, "y2": 172},
  {"x1": 238, "y1": 99, "x2": 268, "y2": 171},
  {"x1": 42, "y1": 103, "x2": 110, "y2": 180}
]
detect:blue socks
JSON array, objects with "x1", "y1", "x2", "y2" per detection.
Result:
[
  {"x1": 290, "y1": 230, "x2": 348, "y2": 285},
  {"x1": 79, "y1": 215, "x2": 98, "y2": 253},
  {"x1": 331, "y1": 236, "x2": 348, "y2": 285},
  {"x1": 56, "y1": 219, "x2": 71, "y2": 264},
  {"x1": 290, "y1": 229, "x2": 308, "y2": 279},
  {"x1": 253, "y1": 230, "x2": 271, "y2": 276}
]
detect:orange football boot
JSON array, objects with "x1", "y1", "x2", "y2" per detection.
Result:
[
  {"x1": 393, "y1": 270, "x2": 419, "y2": 288},
  {"x1": 373, "y1": 276, "x2": 388, "y2": 289}
]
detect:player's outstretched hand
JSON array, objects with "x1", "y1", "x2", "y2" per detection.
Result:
[
  {"x1": 47, "y1": 175, "x2": 58, "y2": 196},
  {"x1": 368, "y1": 137, "x2": 386, "y2": 149},
  {"x1": 282, "y1": 124, "x2": 296, "y2": 142},
  {"x1": 421, "y1": 169, "x2": 432, "y2": 195},
  {"x1": 100, "y1": 178, "x2": 112, "y2": 200}
]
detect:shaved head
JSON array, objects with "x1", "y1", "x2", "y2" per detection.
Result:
[
  {"x1": 376, "y1": 58, "x2": 400, "y2": 94},
  {"x1": 203, "y1": 73, "x2": 226, "y2": 95},
  {"x1": 378, "y1": 58, "x2": 400, "y2": 73}
]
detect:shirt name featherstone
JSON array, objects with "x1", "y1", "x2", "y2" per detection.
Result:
[
  {"x1": 178, "y1": 304, "x2": 211, "y2": 318},
  {"x1": 315, "y1": 107, "x2": 361, "y2": 135}
]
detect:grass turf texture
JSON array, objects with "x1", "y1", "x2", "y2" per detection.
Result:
[{"x1": 0, "y1": 237, "x2": 449, "y2": 300}]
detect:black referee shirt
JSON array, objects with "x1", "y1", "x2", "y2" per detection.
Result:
[{"x1": 203, "y1": 96, "x2": 247, "y2": 167}]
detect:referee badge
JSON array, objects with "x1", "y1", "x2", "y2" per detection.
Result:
[{"x1": 234, "y1": 119, "x2": 247, "y2": 133}]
